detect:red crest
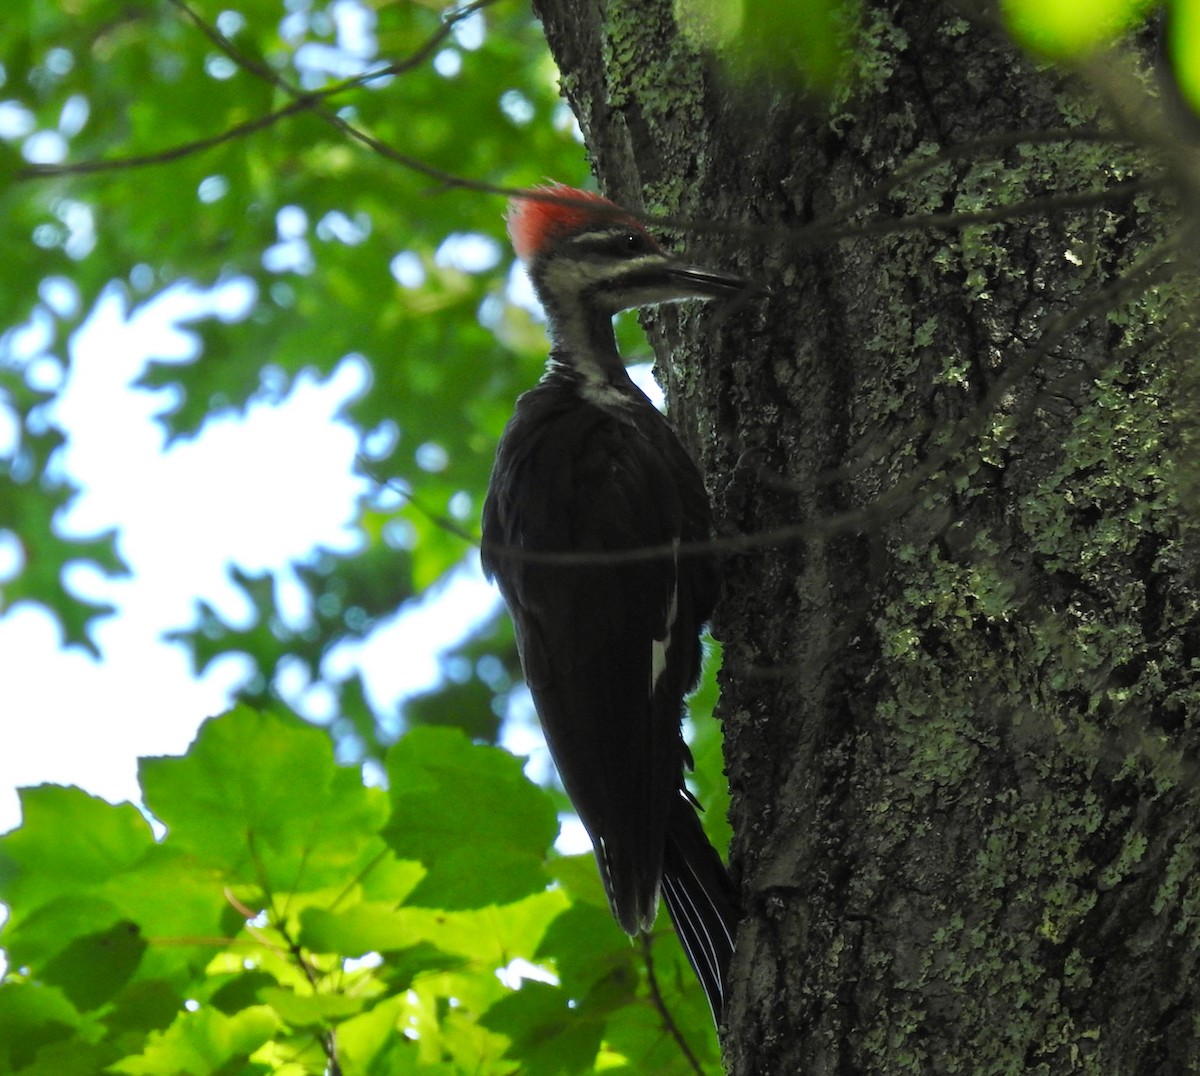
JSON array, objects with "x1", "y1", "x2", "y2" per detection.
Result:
[{"x1": 505, "y1": 184, "x2": 653, "y2": 261}]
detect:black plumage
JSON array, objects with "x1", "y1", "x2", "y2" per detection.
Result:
[{"x1": 482, "y1": 184, "x2": 742, "y2": 1023}]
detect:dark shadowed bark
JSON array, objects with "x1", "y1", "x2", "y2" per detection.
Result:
[{"x1": 532, "y1": 1, "x2": 1200, "y2": 1073}]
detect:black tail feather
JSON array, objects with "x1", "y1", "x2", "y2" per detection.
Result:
[{"x1": 661, "y1": 801, "x2": 740, "y2": 1026}]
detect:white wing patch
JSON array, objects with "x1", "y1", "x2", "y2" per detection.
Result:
[{"x1": 650, "y1": 539, "x2": 680, "y2": 695}]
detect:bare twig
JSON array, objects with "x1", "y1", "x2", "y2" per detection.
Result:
[
  {"x1": 16, "y1": 97, "x2": 321, "y2": 180},
  {"x1": 641, "y1": 933, "x2": 706, "y2": 1076},
  {"x1": 358, "y1": 460, "x2": 483, "y2": 547},
  {"x1": 446, "y1": 238, "x2": 1180, "y2": 569},
  {"x1": 163, "y1": 0, "x2": 499, "y2": 194},
  {"x1": 274, "y1": 916, "x2": 343, "y2": 1076},
  {"x1": 240, "y1": 835, "x2": 344, "y2": 1076},
  {"x1": 796, "y1": 177, "x2": 1161, "y2": 247}
]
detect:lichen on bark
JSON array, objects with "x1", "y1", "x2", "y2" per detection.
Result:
[{"x1": 532, "y1": 0, "x2": 1200, "y2": 1071}]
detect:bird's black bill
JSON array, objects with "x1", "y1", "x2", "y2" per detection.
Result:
[{"x1": 665, "y1": 262, "x2": 749, "y2": 298}]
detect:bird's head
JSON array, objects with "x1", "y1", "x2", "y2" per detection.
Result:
[{"x1": 506, "y1": 184, "x2": 746, "y2": 317}]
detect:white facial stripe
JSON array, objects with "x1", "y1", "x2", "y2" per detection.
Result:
[{"x1": 544, "y1": 250, "x2": 668, "y2": 289}]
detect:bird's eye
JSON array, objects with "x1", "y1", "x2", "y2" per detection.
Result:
[{"x1": 624, "y1": 233, "x2": 643, "y2": 252}]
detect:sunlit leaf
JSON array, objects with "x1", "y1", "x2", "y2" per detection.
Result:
[
  {"x1": 0, "y1": 786, "x2": 154, "y2": 923},
  {"x1": 1002, "y1": 0, "x2": 1155, "y2": 56},
  {"x1": 139, "y1": 706, "x2": 388, "y2": 889},
  {"x1": 675, "y1": 0, "x2": 852, "y2": 89},
  {"x1": 382, "y1": 726, "x2": 559, "y2": 908},
  {"x1": 107, "y1": 1004, "x2": 279, "y2": 1076},
  {"x1": 1169, "y1": 0, "x2": 1200, "y2": 115},
  {"x1": 481, "y1": 981, "x2": 604, "y2": 1075}
]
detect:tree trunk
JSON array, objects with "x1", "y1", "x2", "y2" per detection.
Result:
[{"x1": 532, "y1": 1, "x2": 1200, "y2": 1072}]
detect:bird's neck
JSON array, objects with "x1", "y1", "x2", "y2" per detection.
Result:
[{"x1": 541, "y1": 292, "x2": 628, "y2": 386}]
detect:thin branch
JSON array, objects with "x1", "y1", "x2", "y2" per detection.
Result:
[
  {"x1": 327, "y1": 846, "x2": 392, "y2": 914},
  {"x1": 358, "y1": 459, "x2": 483, "y2": 547},
  {"x1": 640, "y1": 175, "x2": 1160, "y2": 252},
  {"x1": 170, "y1": 0, "x2": 1167, "y2": 250},
  {"x1": 327, "y1": 0, "x2": 503, "y2": 87},
  {"x1": 475, "y1": 239, "x2": 1181, "y2": 569},
  {"x1": 16, "y1": 0, "x2": 499, "y2": 184},
  {"x1": 164, "y1": 0, "x2": 504, "y2": 195},
  {"x1": 798, "y1": 177, "x2": 1162, "y2": 247},
  {"x1": 359, "y1": 238, "x2": 1178, "y2": 574},
  {"x1": 18, "y1": 0, "x2": 1163, "y2": 269},
  {"x1": 241, "y1": 835, "x2": 344, "y2": 1076},
  {"x1": 168, "y1": 0, "x2": 498, "y2": 92},
  {"x1": 641, "y1": 933, "x2": 705, "y2": 1076},
  {"x1": 165, "y1": 0, "x2": 280, "y2": 86},
  {"x1": 15, "y1": 96, "x2": 320, "y2": 180},
  {"x1": 273, "y1": 915, "x2": 343, "y2": 1076}
]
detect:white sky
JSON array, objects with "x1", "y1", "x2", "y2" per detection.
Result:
[{"x1": 0, "y1": 281, "x2": 498, "y2": 833}]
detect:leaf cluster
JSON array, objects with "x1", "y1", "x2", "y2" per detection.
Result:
[{"x1": 0, "y1": 707, "x2": 722, "y2": 1074}]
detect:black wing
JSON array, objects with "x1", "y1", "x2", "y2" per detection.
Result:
[{"x1": 482, "y1": 376, "x2": 717, "y2": 933}]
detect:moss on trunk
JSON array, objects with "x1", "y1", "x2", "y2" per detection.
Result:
[{"x1": 533, "y1": 1, "x2": 1200, "y2": 1070}]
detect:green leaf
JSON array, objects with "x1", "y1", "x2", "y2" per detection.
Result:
[
  {"x1": 381, "y1": 727, "x2": 558, "y2": 909},
  {"x1": 100, "y1": 846, "x2": 241, "y2": 979},
  {"x1": 1002, "y1": 0, "x2": 1156, "y2": 56},
  {"x1": 481, "y1": 981, "x2": 603, "y2": 1075},
  {"x1": 402, "y1": 610, "x2": 516, "y2": 744},
  {"x1": 0, "y1": 981, "x2": 86, "y2": 1072},
  {"x1": 0, "y1": 434, "x2": 129, "y2": 653},
  {"x1": 675, "y1": 0, "x2": 851, "y2": 89},
  {"x1": 105, "y1": 979, "x2": 187, "y2": 1036},
  {"x1": 1, "y1": 893, "x2": 127, "y2": 970},
  {"x1": 688, "y1": 638, "x2": 732, "y2": 857},
  {"x1": 335, "y1": 996, "x2": 430, "y2": 1076},
  {"x1": 306, "y1": 891, "x2": 568, "y2": 976},
  {"x1": 257, "y1": 987, "x2": 365, "y2": 1027},
  {"x1": 208, "y1": 972, "x2": 279, "y2": 1018},
  {"x1": 170, "y1": 547, "x2": 416, "y2": 698},
  {"x1": 547, "y1": 852, "x2": 610, "y2": 910},
  {"x1": 107, "y1": 1005, "x2": 279, "y2": 1076},
  {"x1": 138, "y1": 706, "x2": 388, "y2": 891},
  {"x1": 602, "y1": 979, "x2": 722, "y2": 1075},
  {"x1": 6, "y1": 1037, "x2": 117, "y2": 1076},
  {"x1": 535, "y1": 904, "x2": 637, "y2": 998},
  {"x1": 299, "y1": 902, "x2": 436, "y2": 957},
  {"x1": 39, "y1": 920, "x2": 146, "y2": 1012},
  {"x1": 1169, "y1": 0, "x2": 1200, "y2": 115},
  {"x1": 0, "y1": 786, "x2": 155, "y2": 928}
]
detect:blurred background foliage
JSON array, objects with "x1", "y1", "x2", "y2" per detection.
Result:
[{"x1": 4, "y1": 0, "x2": 587, "y2": 756}]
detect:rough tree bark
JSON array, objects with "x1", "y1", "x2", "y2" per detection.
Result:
[{"x1": 532, "y1": 1, "x2": 1200, "y2": 1072}]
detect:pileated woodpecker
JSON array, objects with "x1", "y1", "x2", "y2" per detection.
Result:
[{"x1": 482, "y1": 184, "x2": 744, "y2": 1023}]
